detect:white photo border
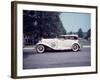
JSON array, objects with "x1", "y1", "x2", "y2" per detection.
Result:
[{"x1": 11, "y1": 1, "x2": 97, "y2": 78}]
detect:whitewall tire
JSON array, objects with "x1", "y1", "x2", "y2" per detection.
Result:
[
  {"x1": 72, "y1": 44, "x2": 79, "y2": 52},
  {"x1": 36, "y1": 45, "x2": 45, "y2": 53}
]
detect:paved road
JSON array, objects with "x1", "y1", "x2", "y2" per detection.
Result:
[{"x1": 23, "y1": 47, "x2": 91, "y2": 69}]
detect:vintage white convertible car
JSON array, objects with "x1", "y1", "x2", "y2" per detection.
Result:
[{"x1": 35, "y1": 35, "x2": 81, "y2": 53}]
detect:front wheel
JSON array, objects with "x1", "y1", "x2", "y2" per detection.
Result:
[
  {"x1": 36, "y1": 45, "x2": 45, "y2": 53},
  {"x1": 72, "y1": 44, "x2": 80, "y2": 52}
]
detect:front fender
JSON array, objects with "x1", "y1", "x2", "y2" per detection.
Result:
[{"x1": 36, "y1": 42, "x2": 56, "y2": 49}]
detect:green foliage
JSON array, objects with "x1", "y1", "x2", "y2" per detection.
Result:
[
  {"x1": 23, "y1": 10, "x2": 67, "y2": 45},
  {"x1": 84, "y1": 29, "x2": 91, "y2": 40},
  {"x1": 87, "y1": 29, "x2": 91, "y2": 38},
  {"x1": 77, "y1": 28, "x2": 83, "y2": 38}
]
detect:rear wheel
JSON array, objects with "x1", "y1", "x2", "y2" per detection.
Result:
[
  {"x1": 36, "y1": 45, "x2": 45, "y2": 53},
  {"x1": 72, "y1": 44, "x2": 79, "y2": 52}
]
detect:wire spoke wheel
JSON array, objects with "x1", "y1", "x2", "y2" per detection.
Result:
[
  {"x1": 72, "y1": 44, "x2": 79, "y2": 52},
  {"x1": 36, "y1": 45, "x2": 45, "y2": 53}
]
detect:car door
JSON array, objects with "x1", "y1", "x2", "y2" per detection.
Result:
[
  {"x1": 64, "y1": 36, "x2": 75, "y2": 48},
  {"x1": 57, "y1": 37, "x2": 67, "y2": 50},
  {"x1": 57, "y1": 36, "x2": 73, "y2": 49}
]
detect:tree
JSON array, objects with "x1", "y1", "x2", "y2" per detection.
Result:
[
  {"x1": 77, "y1": 28, "x2": 83, "y2": 38},
  {"x1": 69, "y1": 31, "x2": 73, "y2": 34},
  {"x1": 23, "y1": 10, "x2": 67, "y2": 45},
  {"x1": 84, "y1": 29, "x2": 91, "y2": 40},
  {"x1": 87, "y1": 29, "x2": 91, "y2": 38}
]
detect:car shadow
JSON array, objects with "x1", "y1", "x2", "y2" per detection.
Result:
[{"x1": 45, "y1": 49, "x2": 72, "y2": 53}]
